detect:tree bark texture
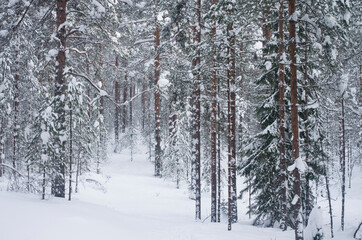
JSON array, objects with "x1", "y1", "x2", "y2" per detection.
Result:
[
  {"x1": 142, "y1": 77, "x2": 146, "y2": 130},
  {"x1": 53, "y1": 0, "x2": 68, "y2": 198},
  {"x1": 154, "y1": 0, "x2": 162, "y2": 177},
  {"x1": 123, "y1": 72, "x2": 128, "y2": 133},
  {"x1": 0, "y1": 117, "x2": 3, "y2": 177},
  {"x1": 13, "y1": 47, "x2": 19, "y2": 170},
  {"x1": 115, "y1": 56, "x2": 120, "y2": 149},
  {"x1": 210, "y1": 0, "x2": 217, "y2": 223},
  {"x1": 69, "y1": 102, "x2": 73, "y2": 201},
  {"x1": 227, "y1": 12, "x2": 237, "y2": 230},
  {"x1": 288, "y1": 0, "x2": 303, "y2": 238},
  {"x1": 278, "y1": 0, "x2": 287, "y2": 231},
  {"x1": 340, "y1": 97, "x2": 346, "y2": 231},
  {"x1": 192, "y1": 0, "x2": 202, "y2": 221},
  {"x1": 97, "y1": 44, "x2": 104, "y2": 175}
]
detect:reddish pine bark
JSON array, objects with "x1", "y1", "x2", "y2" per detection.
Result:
[
  {"x1": 192, "y1": 0, "x2": 202, "y2": 221},
  {"x1": 69, "y1": 102, "x2": 73, "y2": 201},
  {"x1": 154, "y1": 0, "x2": 162, "y2": 176},
  {"x1": 53, "y1": 0, "x2": 68, "y2": 198},
  {"x1": 288, "y1": 0, "x2": 303, "y2": 238},
  {"x1": 278, "y1": 0, "x2": 287, "y2": 231},
  {"x1": 227, "y1": 9, "x2": 237, "y2": 230},
  {"x1": 210, "y1": 0, "x2": 217, "y2": 223}
]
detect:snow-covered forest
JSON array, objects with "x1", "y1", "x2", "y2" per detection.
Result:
[{"x1": 0, "y1": 0, "x2": 361, "y2": 239}]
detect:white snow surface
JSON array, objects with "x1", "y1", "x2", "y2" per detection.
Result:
[{"x1": 0, "y1": 145, "x2": 361, "y2": 240}]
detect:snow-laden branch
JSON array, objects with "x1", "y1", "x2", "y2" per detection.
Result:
[{"x1": 69, "y1": 71, "x2": 154, "y2": 109}]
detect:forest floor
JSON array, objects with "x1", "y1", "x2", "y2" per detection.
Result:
[{"x1": 0, "y1": 144, "x2": 361, "y2": 240}]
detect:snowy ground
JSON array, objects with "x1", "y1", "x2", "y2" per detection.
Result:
[{"x1": 0, "y1": 145, "x2": 361, "y2": 240}]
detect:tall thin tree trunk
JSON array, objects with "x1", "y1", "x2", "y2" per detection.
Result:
[
  {"x1": 86, "y1": 57, "x2": 91, "y2": 119},
  {"x1": 42, "y1": 165, "x2": 46, "y2": 199},
  {"x1": 0, "y1": 117, "x2": 3, "y2": 177},
  {"x1": 123, "y1": 72, "x2": 128, "y2": 133},
  {"x1": 217, "y1": 85, "x2": 221, "y2": 223},
  {"x1": 13, "y1": 48, "x2": 19, "y2": 171},
  {"x1": 304, "y1": 28, "x2": 311, "y2": 224},
  {"x1": 347, "y1": 135, "x2": 352, "y2": 188},
  {"x1": 69, "y1": 102, "x2": 73, "y2": 201},
  {"x1": 75, "y1": 143, "x2": 81, "y2": 193},
  {"x1": 360, "y1": 64, "x2": 361, "y2": 145},
  {"x1": 130, "y1": 84, "x2": 134, "y2": 162},
  {"x1": 53, "y1": 0, "x2": 69, "y2": 198},
  {"x1": 154, "y1": 0, "x2": 162, "y2": 177},
  {"x1": 320, "y1": 137, "x2": 334, "y2": 238},
  {"x1": 278, "y1": 0, "x2": 287, "y2": 230},
  {"x1": 97, "y1": 44, "x2": 104, "y2": 175},
  {"x1": 142, "y1": 77, "x2": 146, "y2": 131},
  {"x1": 227, "y1": 5, "x2": 237, "y2": 229},
  {"x1": 169, "y1": 94, "x2": 179, "y2": 188},
  {"x1": 192, "y1": 0, "x2": 202, "y2": 221},
  {"x1": 340, "y1": 97, "x2": 346, "y2": 231},
  {"x1": 115, "y1": 56, "x2": 120, "y2": 152},
  {"x1": 288, "y1": 0, "x2": 303, "y2": 238},
  {"x1": 210, "y1": 0, "x2": 217, "y2": 223}
]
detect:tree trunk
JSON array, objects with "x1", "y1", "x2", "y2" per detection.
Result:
[
  {"x1": 13, "y1": 48, "x2": 19, "y2": 170},
  {"x1": 142, "y1": 77, "x2": 146, "y2": 131},
  {"x1": 53, "y1": 0, "x2": 68, "y2": 198},
  {"x1": 169, "y1": 94, "x2": 179, "y2": 188},
  {"x1": 360, "y1": 64, "x2": 361, "y2": 145},
  {"x1": 304, "y1": 19, "x2": 312, "y2": 225},
  {"x1": 288, "y1": 0, "x2": 303, "y2": 238},
  {"x1": 340, "y1": 97, "x2": 346, "y2": 231},
  {"x1": 210, "y1": 0, "x2": 217, "y2": 223},
  {"x1": 227, "y1": 7, "x2": 237, "y2": 229},
  {"x1": 75, "y1": 144, "x2": 81, "y2": 194},
  {"x1": 154, "y1": 0, "x2": 162, "y2": 177},
  {"x1": 192, "y1": 0, "x2": 202, "y2": 221},
  {"x1": 0, "y1": 117, "x2": 3, "y2": 177},
  {"x1": 217, "y1": 84, "x2": 221, "y2": 223},
  {"x1": 97, "y1": 44, "x2": 104, "y2": 175},
  {"x1": 68, "y1": 102, "x2": 73, "y2": 201},
  {"x1": 320, "y1": 138, "x2": 334, "y2": 238},
  {"x1": 278, "y1": 0, "x2": 287, "y2": 231},
  {"x1": 130, "y1": 84, "x2": 134, "y2": 162},
  {"x1": 115, "y1": 56, "x2": 120, "y2": 152},
  {"x1": 123, "y1": 72, "x2": 128, "y2": 133}
]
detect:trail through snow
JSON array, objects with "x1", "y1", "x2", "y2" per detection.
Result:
[{"x1": 0, "y1": 146, "x2": 360, "y2": 240}]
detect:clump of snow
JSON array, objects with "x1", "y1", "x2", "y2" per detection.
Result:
[
  {"x1": 313, "y1": 42, "x2": 323, "y2": 54},
  {"x1": 265, "y1": 61, "x2": 272, "y2": 70},
  {"x1": 92, "y1": 0, "x2": 105, "y2": 13},
  {"x1": 40, "y1": 131, "x2": 50, "y2": 144},
  {"x1": 158, "y1": 71, "x2": 170, "y2": 89},
  {"x1": 324, "y1": 15, "x2": 337, "y2": 28},
  {"x1": 304, "y1": 206, "x2": 324, "y2": 240},
  {"x1": 339, "y1": 73, "x2": 349, "y2": 96},
  {"x1": 344, "y1": 11, "x2": 351, "y2": 25},
  {"x1": 331, "y1": 48, "x2": 337, "y2": 61},
  {"x1": 0, "y1": 30, "x2": 9, "y2": 37},
  {"x1": 8, "y1": 0, "x2": 21, "y2": 7},
  {"x1": 291, "y1": 195, "x2": 299, "y2": 205},
  {"x1": 46, "y1": 49, "x2": 58, "y2": 61},
  {"x1": 121, "y1": 0, "x2": 133, "y2": 5},
  {"x1": 99, "y1": 90, "x2": 108, "y2": 97},
  {"x1": 288, "y1": 157, "x2": 307, "y2": 172}
]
